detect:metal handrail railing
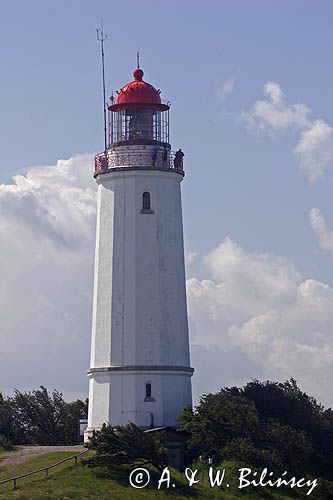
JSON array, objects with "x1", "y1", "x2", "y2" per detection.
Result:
[
  {"x1": 0, "y1": 449, "x2": 88, "y2": 489},
  {"x1": 95, "y1": 149, "x2": 184, "y2": 174}
]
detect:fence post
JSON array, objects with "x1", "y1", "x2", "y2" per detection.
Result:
[{"x1": 0, "y1": 450, "x2": 88, "y2": 491}]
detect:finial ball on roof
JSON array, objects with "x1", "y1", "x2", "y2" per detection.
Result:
[
  {"x1": 108, "y1": 65, "x2": 170, "y2": 110},
  {"x1": 133, "y1": 68, "x2": 144, "y2": 81}
]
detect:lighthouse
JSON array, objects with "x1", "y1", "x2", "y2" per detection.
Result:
[{"x1": 85, "y1": 63, "x2": 193, "y2": 437}]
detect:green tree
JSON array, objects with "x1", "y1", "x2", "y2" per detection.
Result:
[
  {"x1": 264, "y1": 420, "x2": 313, "y2": 474},
  {"x1": 221, "y1": 437, "x2": 281, "y2": 470},
  {"x1": 85, "y1": 423, "x2": 167, "y2": 472},
  {"x1": 12, "y1": 386, "x2": 66, "y2": 444},
  {"x1": 178, "y1": 379, "x2": 333, "y2": 482},
  {"x1": 178, "y1": 391, "x2": 262, "y2": 462},
  {"x1": 3, "y1": 387, "x2": 88, "y2": 445},
  {"x1": 242, "y1": 378, "x2": 333, "y2": 478},
  {"x1": 0, "y1": 393, "x2": 14, "y2": 441},
  {"x1": 242, "y1": 378, "x2": 321, "y2": 430},
  {"x1": 61, "y1": 398, "x2": 89, "y2": 444}
]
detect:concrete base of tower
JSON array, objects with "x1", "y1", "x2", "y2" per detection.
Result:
[{"x1": 84, "y1": 366, "x2": 194, "y2": 442}]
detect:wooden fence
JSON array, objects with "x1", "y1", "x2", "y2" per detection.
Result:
[{"x1": 0, "y1": 449, "x2": 89, "y2": 489}]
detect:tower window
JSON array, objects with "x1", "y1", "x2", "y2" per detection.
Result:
[
  {"x1": 144, "y1": 382, "x2": 155, "y2": 402},
  {"x1": 146, "y1": 383, "x2": 152, "y2": 398},
  {"x1": 142, "y1": 191, "x2": 150, "y2": 210},
  {"x1": 141, "y1": 192, "x2": 154, "y2": 214}
]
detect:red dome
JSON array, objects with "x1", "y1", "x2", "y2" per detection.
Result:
[{"x1": 108, "y1": 68, "x2": 169, "y2": 112}]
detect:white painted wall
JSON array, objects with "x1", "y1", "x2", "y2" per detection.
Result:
[{"x1": 86, "y1": 164, "x2": 193, "y2": 437}]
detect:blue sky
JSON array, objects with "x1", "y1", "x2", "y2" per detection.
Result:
[
  {"x1": 1, "y1": 1, "x2": 333, "y2": 405},
  {"x1": 1, "y1": 0, "x2": 333, "y2": 278}
]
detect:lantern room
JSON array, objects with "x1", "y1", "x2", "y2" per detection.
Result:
[{"x1": 108, "y1": 67, "x2": 170, "y2": 145}]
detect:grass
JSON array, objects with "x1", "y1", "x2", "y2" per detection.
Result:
[
  {"x1": 0, "y1": 446, "x2": 19, "y2": 456},
  {"x1": 0, "y1": 452, "x2": 326, "y2": 499},
  {"x1": 0, "y1": 451, "x2": 76, "y2": 478}
]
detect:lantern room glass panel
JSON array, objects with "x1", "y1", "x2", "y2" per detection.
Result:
[{"x1": 109, "y1": 108, "x2": 169, "y2": 145}]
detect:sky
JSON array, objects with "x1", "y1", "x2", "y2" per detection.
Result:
[{"x1": 1, "y1": 0, "x2": 333, "y2": 407}]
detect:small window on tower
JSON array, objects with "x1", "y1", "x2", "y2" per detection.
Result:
[
  {"x1": 141, "y1": 191, "x2": 154, "y2": 214},
  {"x1": 143, "y1": 191, "x2": 150, "y2": 210},
  {"x1": 144, "y1": 382, "x2": 155, "y2": 402}
]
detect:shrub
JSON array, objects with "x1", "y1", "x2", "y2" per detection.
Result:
[
  {"x1": 84, "y1": 422, "x2": 167, "y2": 472},
  {"x1": 0, "y1": 433, "x2": 14, "y2": 451}
]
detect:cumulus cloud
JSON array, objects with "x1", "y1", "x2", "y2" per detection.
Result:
[
  {"x1": 241, "y1": 81, "x2": 310, "y2": 133},
  {"x1": 1, "y1": 158, "x2": 332, "y2": 407},
  {"x1": 309, "y1": 208, "x2": 333, "y2": 253},
  {"x1": 185, "y1": 250, "x2": 198, "y2": 266},
  {"x1": 0, "y1": 155, "x2": 96, "y2": 248},
  {"x1": 216, "y1": 77, "x2": 235, "y2": 100},
  {"x1": 241, "y1": 82, "x2": 333, "y2": 181},
  {"x1": 0, "y1": 154, "x2": 96, "y2": 399},
  {"x1": 187, "y1": 238, "x2": 333, "y2": 407},
  {"x1": 295, "y1": 120, "x2": 333, "y2": 181}
]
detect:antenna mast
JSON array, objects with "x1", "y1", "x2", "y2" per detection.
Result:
[{"x1": 96, "y1": 20, "x2": 108, "y2": 155}]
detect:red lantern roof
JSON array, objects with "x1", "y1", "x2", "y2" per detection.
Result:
[{"x1": 108, "y1": 67, "x2": 169, "y2": 112}]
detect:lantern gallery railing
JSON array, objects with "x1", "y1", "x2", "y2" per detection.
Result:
[{"x1": 94, "y1": 149, "x2": 184, "y2": 174}]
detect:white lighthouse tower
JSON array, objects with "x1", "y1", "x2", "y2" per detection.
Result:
[{"x1": 86, "y1": 63, "x2": 193, "y2": 437}]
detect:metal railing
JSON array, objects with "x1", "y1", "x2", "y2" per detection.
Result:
[
  {"x1": 0, "y1": 449, "x2": 88, "y2": 490},
  {"x1": 95, "y1": 149, "x2": 184, "y2": 174}
]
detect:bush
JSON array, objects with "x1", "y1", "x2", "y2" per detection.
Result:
[
  {"x1": 222, "y1": 437, "x2": 282, "y2": 471},
  {"x1": 85, "y1": 422, "x2": 167, "y2": 472},
  {"x1": 178, "y1": 378, "x2": 333, "y2": 482},
  {"x1": 0, "y1": 387, "x2": 88, "y2": 445},
  {"x1": 0, "y1": 433, "x2": 14, "y2": 451},
  {"x1": 178, "y1": 392, "x2": 262, "y2": 463}
]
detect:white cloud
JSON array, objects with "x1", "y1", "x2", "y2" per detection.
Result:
[
  {"x1": 185, "y1": 250, "x2": 197, "y2": 266},
  {"x1": 241, "y1": 81, "x2": 310, "y2": 133},
  {"x1": 187, "y1": 238, "x2": 333, "y2": 407},
  {"x1": 309, "y1": 208, "x2": 333, "y2": 253},
  {"x1": 217, "y1": 77, "x2": 235, "y2": 100},
  {"x1": 1, "y1": 158, "x2": 332, "y2": 408},
  {"x1": 294, "y1": 119, "x2": 333, "y2": 181},
  {"x1": 241, "y1": 82, "x2": 333, "y2": 181},
  {"x1": 0, "y1": 154, "x2": 96, "y2": 399},
  {"x1": 0, "y1": 155, "x2": 96, "y2": 248}
]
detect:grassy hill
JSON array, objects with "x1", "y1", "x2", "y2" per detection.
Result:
[{"x1": 0, "y1": 451, "x2": 322, "y2": 499}]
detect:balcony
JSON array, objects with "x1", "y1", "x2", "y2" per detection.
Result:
[{"x1": 94, "y1": 148, "x2": 184, "y2": 175}]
